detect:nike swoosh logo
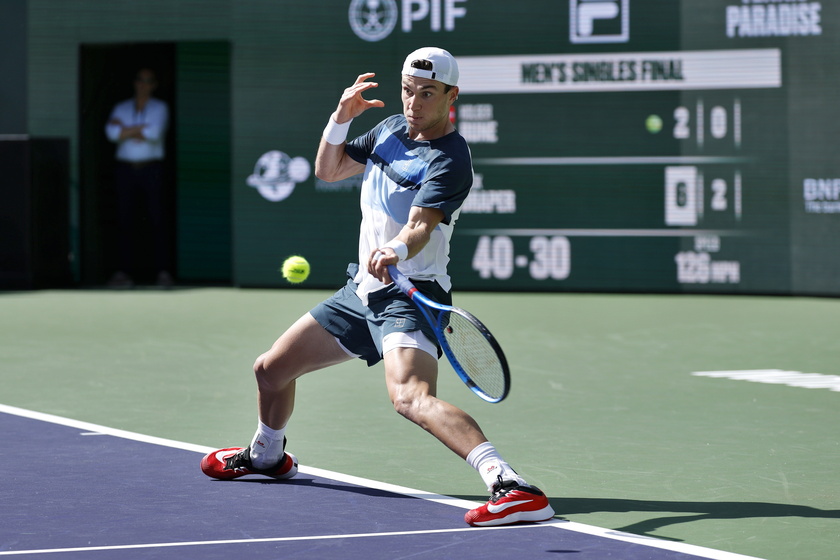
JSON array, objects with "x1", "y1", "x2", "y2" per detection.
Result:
[{"x1": 487, "y1": 499, "x2": 533, "y2": 514}]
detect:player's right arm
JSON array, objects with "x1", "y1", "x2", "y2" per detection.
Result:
[{"x1": 315, "y1": 73, "x2": 384, "y2": 182}]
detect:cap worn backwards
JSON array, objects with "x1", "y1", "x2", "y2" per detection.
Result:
[{"x1": 401, "y1": 47, "x2": 459, "y2": 87}]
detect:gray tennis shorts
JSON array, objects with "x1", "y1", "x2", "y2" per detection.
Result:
[{"x1": 310, "y1": 264, "x2": 450, "y2": 366}]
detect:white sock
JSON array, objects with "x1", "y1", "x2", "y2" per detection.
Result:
[
  {"x1": 466, "y1": 441, "x2": 527, "y2": 491},
  {"x1": 249, "y1": 420, "x2": 286, "y2": 469}
]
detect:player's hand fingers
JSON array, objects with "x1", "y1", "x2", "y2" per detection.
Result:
[
  {"x1": 367, "y1": 250, "x2": 380, "y2": 276},
  {"x1": 342, "y1": 84, "x2": 380, "y2": 107},
  {"x1": 342, "y1": 77, "x2": 378, "y2": 103},
  {"x1": 336, "y1": 75, "x2": 385, "y2": 121},
  {"x1": 381, "y1": 267, "x2": 392, "y2": 284},
  {"x1": 353, "y1": 72, "x2": 377, "y2": 84},
  {"x1": 369, "y1": 250, "x2": 396, "y2": 283},
  {"x1": 368, "y1": 249, "x2": 384, "y2": 276}
]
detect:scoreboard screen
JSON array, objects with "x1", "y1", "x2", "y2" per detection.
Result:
[
  {"x1": 450, "y1": 47, "x2": 787, "y2": 293},
  {"x1": 229, "y1": 0, "x2": 839, "y2": 296}
]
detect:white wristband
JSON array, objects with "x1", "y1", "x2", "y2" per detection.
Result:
[
  {"x1": 323, "y1": 113, "x2": 353, "y2": 145},
  {"x1": 383, "y1": 240, "x2": 409, "y2": 262}
]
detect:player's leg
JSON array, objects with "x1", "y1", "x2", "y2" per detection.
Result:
[
  {"x1": 383, "y1": 345, "x2": 487, "y2": 459},
  {"x1": 384, "y1": 340, "x2": 555, "y2": 526},
  {"x1": 201, "y1": 312, "x2": 352, "y2": 480},
  {"x1": 254, "y1": 312, "x2": 352, "y2": 430}
]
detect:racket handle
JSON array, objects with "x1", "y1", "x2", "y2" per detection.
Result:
[
  {"x1": 373, "y1": 252, "x2": 418, "y2": 297},
  {"x1": 386, "y1": 265, "x2": 418, "y2": 298}
]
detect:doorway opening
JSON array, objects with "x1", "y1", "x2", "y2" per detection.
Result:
[{"x1": 78, "y1": 41, "x2": 232, "y2": 286}]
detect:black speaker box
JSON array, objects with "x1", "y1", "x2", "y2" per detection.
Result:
[{"x1": 0, "y1": 137, "x2": 72, "y2": 289}]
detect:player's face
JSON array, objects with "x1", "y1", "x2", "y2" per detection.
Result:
[{"x1": 401, "y1": 76, "x2": 457, "y2": 140}]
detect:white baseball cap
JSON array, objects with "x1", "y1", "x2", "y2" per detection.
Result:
[{"x1": 401, "y1": 47, "x2": 459, "y2": 86}]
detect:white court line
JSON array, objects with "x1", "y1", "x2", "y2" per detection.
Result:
[
  {"x1": 693, "y1": 370, "x2": 840, "y2": 392},
  {"x1": 0, "y1": 525, "x2": 548, "y2": 557},
  {"x1": 0, "y1": 404, "x2": 765, "y2": 560}
]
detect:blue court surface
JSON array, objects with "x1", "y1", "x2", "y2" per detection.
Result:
[{"x1": 0, "y1": 406, "x2": 763, "y2": 560}]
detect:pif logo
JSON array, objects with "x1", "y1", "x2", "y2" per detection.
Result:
[
  {"x1": 349, "y1": 0, "x2": 467, "y2": 42},
  {"x1": 570, "y1": 0, "x2": 630, "y2": 44},
  {"x1": 349, "y1": 0, "x2": 398, "y2": 42}
]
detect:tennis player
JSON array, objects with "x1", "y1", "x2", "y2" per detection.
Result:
[{"x1": 201, "y1": 47, "x2": 554, "y2": 527}]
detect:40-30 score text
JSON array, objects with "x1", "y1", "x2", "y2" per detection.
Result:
[{"x1": 472, "y1": 235, "x2": 571, "y2": 281}]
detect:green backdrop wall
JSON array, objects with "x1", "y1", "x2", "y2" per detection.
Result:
[{"x1": 17, "y1": 0, "x2": 840, "y2": 295}]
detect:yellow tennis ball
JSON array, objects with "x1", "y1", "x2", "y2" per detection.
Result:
[{"x1": 281, "y1": 255, "x2": 310, "y2": 284}]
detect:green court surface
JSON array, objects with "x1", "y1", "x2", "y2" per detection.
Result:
[{"x1": 2, "y1": 287, "x2": 838, "y2": 559}]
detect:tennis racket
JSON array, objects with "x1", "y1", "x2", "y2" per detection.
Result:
[{"x1": 387, "y1": 265, "x2": 510, "y2": 403}]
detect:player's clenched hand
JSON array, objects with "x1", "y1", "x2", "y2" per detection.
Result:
[
  {"x1": 368, "y1": 249, "x2": 397, "y2": 284},
  {"x1": 334, "y1": 73, "x2": 385, "y2": 123}
]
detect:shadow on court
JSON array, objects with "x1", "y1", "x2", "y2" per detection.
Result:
[
  {"x1": 217, "y1": 476, "x2": 412, "y2": 499},
  {"x1": 454, "y1": 495, "x2": 840, "y2": 542}
]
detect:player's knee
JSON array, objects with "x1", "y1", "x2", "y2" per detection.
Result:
[
  {"x1": 253, "y1": 355, "x2": 291, "y2": 392},
  {"x1": 253, "y1": 357, "x2": 270, "y2": 389},
  {"x1": 252, "y1": 353, "x2": 266, "y2": 374},
  {"x1": 253, "y1": 353, "x2": 269, "y2": 378},
  {"x1": 391, "y1": 393, "x2": 427, "y2": 426},
  {"x1": 391, "y1": 395, "x2": 411, "y2": 418}
]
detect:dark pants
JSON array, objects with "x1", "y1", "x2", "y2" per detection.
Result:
[{"x1": 114, "y1": 160, "x2": 170, "y2": 275}]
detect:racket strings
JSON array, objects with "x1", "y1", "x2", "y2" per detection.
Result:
[{"x1": 441, "y1": 311, "x2": 507, "y2": 400}]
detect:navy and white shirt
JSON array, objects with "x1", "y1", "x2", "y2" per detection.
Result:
[{"x1": 345, "y1": 114, "x2": 473, "y2": 305}]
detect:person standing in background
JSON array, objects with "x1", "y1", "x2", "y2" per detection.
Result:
[{"x1": 105, "y1": 68, "x2": 173, "y2": 288}]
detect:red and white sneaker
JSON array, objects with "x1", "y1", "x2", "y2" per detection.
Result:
[
  {"x1": 465, "y1": 478, "x2": 555, "y2": 526},
  {"x1": 200, "y1": 446, "x2": 298, "y2": 480}
]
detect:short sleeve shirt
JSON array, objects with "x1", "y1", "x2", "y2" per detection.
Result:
[{"x1": 345, "y1": 114, "x2": 473, "y2": 304}]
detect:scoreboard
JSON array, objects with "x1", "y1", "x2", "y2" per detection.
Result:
[
  {"x1": 450, "y1": 47, "x2": 789, "y2": 293},
  {"x1": 445, "y1": 1, "x2": 836, "y2": 295},
  {"x1": 228, "y1": 0, "x2": 839, "y2": 296}
]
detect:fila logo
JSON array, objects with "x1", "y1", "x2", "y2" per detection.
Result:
[{"x1": 570, "y1": 0, "x2": 630, "y2": 44}]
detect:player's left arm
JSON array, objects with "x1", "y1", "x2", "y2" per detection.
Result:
[{"x1": 368, "y1": 205, "x2": 444, "y2": 283}]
